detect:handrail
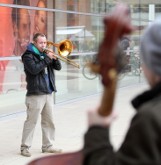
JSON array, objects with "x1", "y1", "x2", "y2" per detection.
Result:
[
  {"x1": 0, "y1": 3, "x2": 105, "y2": 17},
  {"x1": 0, "y1": 52, "x2": 97, "y2": 61}
]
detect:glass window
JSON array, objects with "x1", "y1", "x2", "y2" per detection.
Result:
[
  {"x1": 133, "y1": 4, "x2": 149, "y2": 13},
  {"x1": 0, "y1": 0, "x2": 149, "y2": 115},
  {"x1": 156, "y1": 4, "x2": 161, "y2": 13}
]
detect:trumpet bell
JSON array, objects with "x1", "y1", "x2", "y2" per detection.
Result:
[
  {"x1": 47, "y1": 39, "x2": 73, "y2": 57},
  {"x1": 45, "y1": 39, "x2": 79, "y2": 69},
  {"x1": 58, "y1": 39, "x2": 73, "y2": 57}
]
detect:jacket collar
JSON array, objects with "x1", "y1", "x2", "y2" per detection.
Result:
[
  {"x1": 26, "y1": 43, "x2": 46, "y2": 59},
  {"x1": 131, "y1": 82, "x2": 161, "y2": 109}
]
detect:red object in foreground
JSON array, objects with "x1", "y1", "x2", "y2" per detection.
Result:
[{"x1": 27, "y1": 151, "x2": 82, "y2": 165}]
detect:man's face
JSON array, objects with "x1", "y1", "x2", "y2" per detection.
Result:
[
  {"x1": 34, "y1": 36, "x2": 47, "y2": 52},
  {"x1": 16, "y1": 8, "x2": 30, "y2": 54}
]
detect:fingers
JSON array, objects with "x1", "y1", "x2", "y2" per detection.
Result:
[{"x1": 46, "y1": 51, "x2": 57, "y2": 60}]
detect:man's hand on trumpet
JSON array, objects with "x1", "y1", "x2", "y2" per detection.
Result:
[{"x1": 45, "y1": 48, "x2": 57, "y2": 60}]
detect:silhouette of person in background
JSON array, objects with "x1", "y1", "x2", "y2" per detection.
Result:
[{"x1": 120, "y1": 36, "x2": 130, "y2": 51}]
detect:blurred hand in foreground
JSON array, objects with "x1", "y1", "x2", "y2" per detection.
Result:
[{"x1": 88, "y1": 107, "x2": 117, "y2": 127}]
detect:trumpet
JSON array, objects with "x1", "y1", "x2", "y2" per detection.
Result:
[{"x1": 44, "y1": 39, "x2": 80, "y2": 69}]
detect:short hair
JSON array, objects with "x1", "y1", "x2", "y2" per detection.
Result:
[{"x1": 33, "y1": 33, "x2": 46, "y2": 42}]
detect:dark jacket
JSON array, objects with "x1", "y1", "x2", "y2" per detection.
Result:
[
  {"x1": 120, "y1": 37, "x2": 130, "y2": 51},
  {"x1": 83, "y1": 82, "x2": 161, "y2": 165},
  {"x1": 22, "y1": 44, "x2": 61, "y2": 96}
]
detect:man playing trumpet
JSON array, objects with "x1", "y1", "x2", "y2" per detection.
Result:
[{"x1": 20, "y1": 33, "x2": 62, "y2": 157}]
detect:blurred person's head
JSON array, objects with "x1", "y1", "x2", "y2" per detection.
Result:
[
  {"x1": 12, "y1": 0, "x2": 30, "y2": 56},
  {"x1": 140, "y1": 19, "x2": 161, "y2": 87},
  {"x1": 33, "y1": 0, "x2": 47, "y2": 35}
]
